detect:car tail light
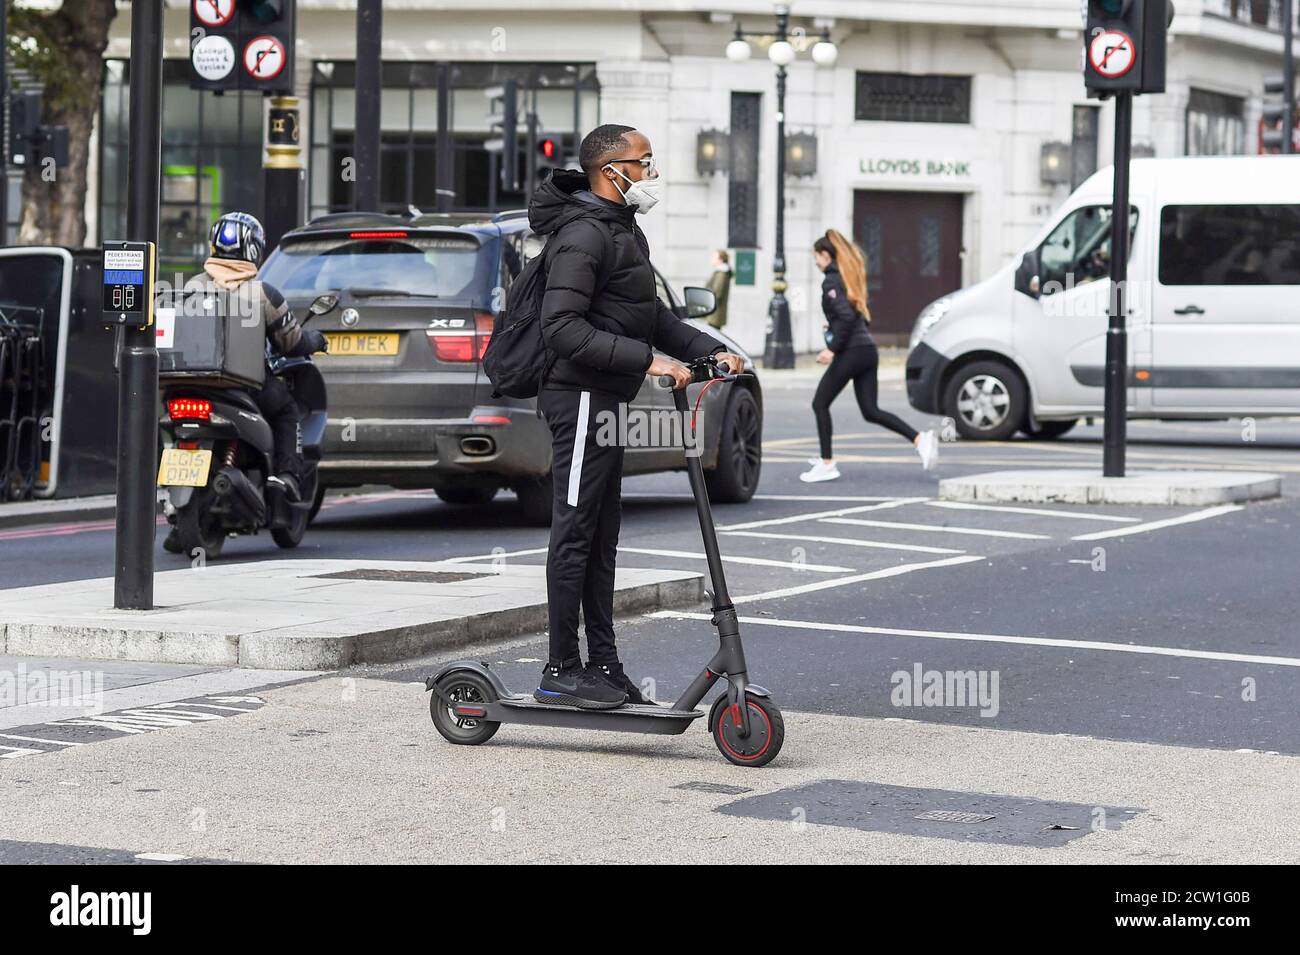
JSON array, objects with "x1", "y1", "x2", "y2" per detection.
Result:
[
  {"x1": 168, "y1": 398, "x2": 211, "y2": 421},
  {"x1": 426, "y1": 312, "x2": 495, "y2": 363},
  {"x1": 472, "y1": 415, "x2": 511, "y2": 425},
  {"x1": 349, "y1": 231, "x2": 408, "y2": 239}
]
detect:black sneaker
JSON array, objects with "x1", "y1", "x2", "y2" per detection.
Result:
[
  {"x1": 587, "y1": 661, "x2": 654, "y2": 706},
  {"x1": 162, "y1": 526, "x2": 183, "y2": 554},
  {"x1": 534, "y1": 659, "x2": 626, "y2": 709}
]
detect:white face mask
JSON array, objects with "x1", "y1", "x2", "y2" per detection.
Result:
[{"x1": 604, "y1": 163, "x2": 662, "y2": 214}]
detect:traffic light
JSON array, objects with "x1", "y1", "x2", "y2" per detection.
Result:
[
  {"x1": 484, "y1": 81, "x2": 521, "y2": 192},
  {"x1": 7, "y1": 90, "x2": 69, "y2": 169},
  {"x1": 1083, "y1": 0, "x2": 1173, "y2": 97},
  {"x1": 189, "y1": 0, "x2": 296, "y2": 93},
  {"x1": 1260, "y1": 75, "x2": 1298, "y2": 154},
  {"x1": 534, "y1": 134, "x2": 572, "y2": 180}
]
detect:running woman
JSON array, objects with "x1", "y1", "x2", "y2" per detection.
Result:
[{"x1": 800, "y1": 229, "x2": 937, "y2": 483}]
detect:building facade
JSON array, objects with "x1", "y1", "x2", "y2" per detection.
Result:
[{"x1": 89, "y1": 0, "x2": 1296, "y2": 353}]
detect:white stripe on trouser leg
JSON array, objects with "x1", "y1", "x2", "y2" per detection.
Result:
[{"x1": 566, "y1": 390, "x2": 590, "y2": 507}]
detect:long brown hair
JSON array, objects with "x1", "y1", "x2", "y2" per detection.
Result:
[{"x1": 813, "y1": 229, "x2": 869, "y2": 320}]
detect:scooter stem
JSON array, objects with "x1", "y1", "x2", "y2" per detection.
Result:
[{"x1": 670, "y1": 386, "x2": 731, "y2": 610}]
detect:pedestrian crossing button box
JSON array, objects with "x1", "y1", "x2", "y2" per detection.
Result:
[{"x1": 102, "y1": 241, "x2": 155, "y2": 328}]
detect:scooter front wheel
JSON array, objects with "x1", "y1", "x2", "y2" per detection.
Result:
[
  {"x1": 429, "y1": 672, "x2": 500, "y2": 746},
  {"x1": 709, "y1": 693, "x2": 784, "y2": 767}
]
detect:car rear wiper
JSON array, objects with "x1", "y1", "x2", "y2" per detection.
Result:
[{"x1": 344, "y1": 287, "x2": 444, "y2": 300}]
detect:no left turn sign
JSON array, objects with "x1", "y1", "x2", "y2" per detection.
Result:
[{"x1": 1089, "y1": 29, "x2": 1135, "y2": 79}]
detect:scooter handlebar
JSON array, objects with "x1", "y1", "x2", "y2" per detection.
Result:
[{"x1": 655, "y1": 357, "x2": 750, "y2": 389}]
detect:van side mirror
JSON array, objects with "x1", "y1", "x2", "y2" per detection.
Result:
[
  {"x1": 1014, "y1": 251, "x2": 1041, "y2": 299},
  {"x1": 683, "y1": 286, "x2": 717, "y2": 319}
]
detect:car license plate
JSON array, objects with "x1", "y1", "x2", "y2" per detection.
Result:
[
  {"x1": 322, "y1": 332, "x2": 400, "y2": 356},
  {"x1": 157, "y1": 449, "x2": 213, "y2": 487}
]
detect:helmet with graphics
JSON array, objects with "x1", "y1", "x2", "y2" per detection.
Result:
[{"x1": 209, "y1": 211, "x2": 267, "y2": 265}]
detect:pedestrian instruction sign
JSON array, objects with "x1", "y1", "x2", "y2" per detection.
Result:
[{"x1": 102, "y1": 241, "x2": 156, "y2": 329}]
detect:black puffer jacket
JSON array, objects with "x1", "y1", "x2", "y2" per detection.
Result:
[
  {"x1": 530, "y1": 169, "x2": 725, "y2": 401},
  {"x1": 821, "y1": 263, "x2": 872, "y2": 353}
]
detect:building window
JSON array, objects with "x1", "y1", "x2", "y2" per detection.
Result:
[
  {"x1": 1215, "y1": 0, "x2": 1284, "y2": 29},
  {"x1": 100, "y1": 59, "x2": 263, "y2": 276},
  {"x1": 728, "y1": 91, "x2": 761, "y2": 248},
  {"x1": 1185, "y1": 88, "x2": 1245, "y2": 156},
  {"x1": 308, "y1": 61, "x2": 598, "y2": 218},
  {"x1": 855, "y1": 73, "x2": 971, "y2": 124},
  {"x1": 1071, "y1": 105, "x2": 1100, "y2": 190}
]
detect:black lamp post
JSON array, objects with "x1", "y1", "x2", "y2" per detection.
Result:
[{"x1": 726, "y1": 6, "x2": 837, "y2": 368}]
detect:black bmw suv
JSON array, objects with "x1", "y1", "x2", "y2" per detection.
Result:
[{"x1": 259, "y1": 210, "x2": 762, "y2": 524}]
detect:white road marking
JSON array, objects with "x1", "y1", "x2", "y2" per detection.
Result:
[
  {"x1": 135, "y1": 852, "x2": 189, "y2": 862},
  {"x1": 616, "y1": 547, "x2": 853, "y2": 573},
  {"x1": 718, "y1": 497, "x2": 927, "y2": 532},
  {"x1": 925, "y1": 500, "x2": 1139, "y2": 523},
  {"x1": 621, "y1": 493, "x2": 903, "y2": 503},
  {"x1": 1071, "y1": 505, "x2": 1243, "y2": 542},
  {"x1": 731, "y1": 555, "x2": 985, "y2": 604},
  {"x1": 0, "y1": 744, "x2": 41, "y2": 758},
  {"x1": 444, "y1": 546, "x2": 549, "y2": 564},
  {"x1": 0, "y1": 733, "x2": 83, "y2": 747},
  {"x1": 650, "y1": 611, "x2": 1300, "y2": 668},
  {"x1": 822, "y1": 517, "x2": 1051, "y2": 540},
  {"x1": 722, "y1": 529, "x2": 965, "y2": 556},
  {"x1": 753, "y1": 494, "x2": 904, "y2": 502}
]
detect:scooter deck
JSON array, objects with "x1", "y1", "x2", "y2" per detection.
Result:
[{"x1": 489, "y1": 694, "x2": 704, "y2": 735}]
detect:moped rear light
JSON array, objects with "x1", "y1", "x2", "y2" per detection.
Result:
[
  {"x1": 427, "y1": 311, "x2": 495, "y2": 362},
  {"x1": 168, "y1": 398, "x2": 211, "y2": 421}
]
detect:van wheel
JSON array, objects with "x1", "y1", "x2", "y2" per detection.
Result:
[
  {"x1": 1022, "y1": 419, "x2": 1077, "y2": 440},
  {"x1": 944, "y1": 360, "x2": 1025, "y2": 441},
  {"x1": 514, "y1": 475, "x2": 553, "y2": 527}
]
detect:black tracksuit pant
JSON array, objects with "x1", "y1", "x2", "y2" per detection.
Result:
[
  {"x1": 813, "y1": 343, "x2": 918, "y2": 459},
  {"x1": 539, "y1": 386, "x2": 626, "y2": 667}
]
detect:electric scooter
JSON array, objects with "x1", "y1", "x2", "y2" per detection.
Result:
[{"x1": 425, "y1": 356, "x2": 784, "y2": 767}]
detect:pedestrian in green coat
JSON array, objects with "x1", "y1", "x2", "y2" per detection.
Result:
[{"x1": 705, "y1": 249, "x2": 731, "y2": 330}]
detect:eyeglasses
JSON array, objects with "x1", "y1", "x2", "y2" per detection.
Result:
[{"x1": 607, "y1": 155, "x2": 657, "y2": 176}]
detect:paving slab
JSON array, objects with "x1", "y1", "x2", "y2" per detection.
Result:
[
  {"x1": 0, "y1": 559, "x2": 704, "y2": 670},
  {"x1": 938, "y1": 468, "x2": 1281, "y2": 506}
]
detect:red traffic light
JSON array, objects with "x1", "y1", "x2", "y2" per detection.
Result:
[{"x1": 538, "y1": 137, "x2": 557, "y2": 159}]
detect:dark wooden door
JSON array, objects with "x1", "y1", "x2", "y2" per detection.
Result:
[{"x1": 852, "y1": 190, "x2": 964, "y2": 344}]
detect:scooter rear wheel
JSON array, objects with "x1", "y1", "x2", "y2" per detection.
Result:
[
  {"x1": 430, "y1": 672, "x2": 500, "y2": 746},
  {"x1": 709, "y1": 693, "x2": 784, "y2": 767}
]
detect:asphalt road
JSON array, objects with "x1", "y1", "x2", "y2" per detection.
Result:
[{"x1": 3, "y1": 371, "x2": 1300, "y2": 863}]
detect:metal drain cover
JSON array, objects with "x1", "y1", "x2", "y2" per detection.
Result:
[
  {"x1": 914, "y1": 809, "x2": 996, "y2": 824},
  {"x1": 311, "y1": 569, "x2": 487, "y2": 584},
  {"x1": 717, "y1": 779, "x2": 1142, "y2": 846}
]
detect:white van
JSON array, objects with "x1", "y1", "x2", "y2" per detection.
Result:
[{"x1": 905, "y1": 155, "x2": 1300, "y2": 440}]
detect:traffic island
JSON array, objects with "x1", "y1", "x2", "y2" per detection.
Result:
[
  {"x1": 938, "y1": 469, "x2": 1281, "y2": 506},
  {"x1": 0, "y1": 559, "x2": 704, "y2": 670}
]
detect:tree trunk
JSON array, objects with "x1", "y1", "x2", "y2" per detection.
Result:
[{"x1": 15, "y1": 0, "x2": 119, "y2": 248}]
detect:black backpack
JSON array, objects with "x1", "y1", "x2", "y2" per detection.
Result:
[{"x1": 483, "y1": 218, "x2": 612, "y2": 399}]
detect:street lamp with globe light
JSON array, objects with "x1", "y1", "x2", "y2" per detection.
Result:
[{"x1": 724, "y1": 6, "x2": 836, "y2": 368}]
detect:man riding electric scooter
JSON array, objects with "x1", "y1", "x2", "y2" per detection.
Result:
[{"x1": 528, "y1": 124, "x2": 745, "y2": 709}]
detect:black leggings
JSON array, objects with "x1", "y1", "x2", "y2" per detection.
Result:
[{"x1": 813, "y1": 345, "x2": 918, "y2": 459}]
